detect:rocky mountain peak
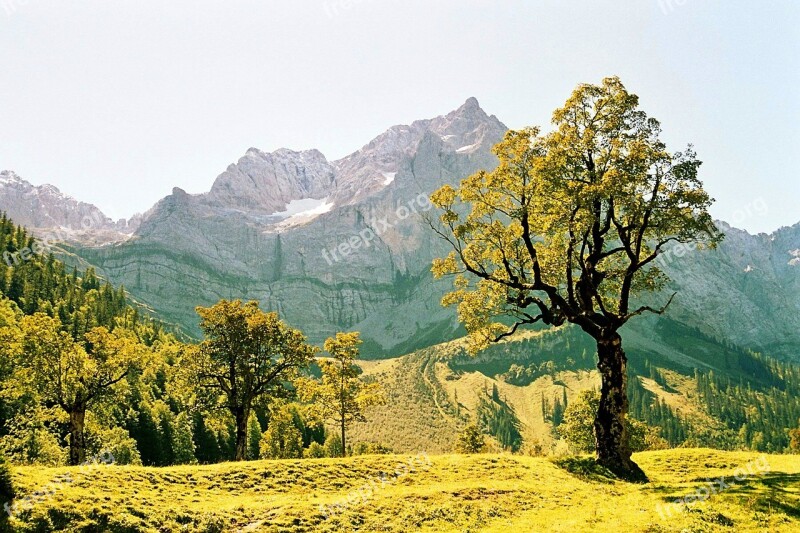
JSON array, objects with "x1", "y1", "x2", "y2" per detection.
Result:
[
  {"x1": 0, "y1": 170, "x2": 24, "y2": 185},
  {"x1": 331, "y1": 98, "x2": 507, "y2": 206},
  {"x1": 205, "y1": 147, "x2": 337, "y2": 215},
  {"x1": 0, "y1": 171, "x2": 140, "y2": 243}
]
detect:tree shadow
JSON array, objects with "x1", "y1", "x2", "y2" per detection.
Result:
[
  {"x1": 551, "y1": 456, "x2": 617, "y2": 484},
  {"x1": 651, "y1": 471, "x2": 800, "y2": 519}
]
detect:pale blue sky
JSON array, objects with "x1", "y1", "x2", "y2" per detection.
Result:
[{"x1": 0, "y1": 1, "x2": 797, "y2": 232}]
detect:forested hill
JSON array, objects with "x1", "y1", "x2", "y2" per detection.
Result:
[
  {"x1": 0, "y1": 212, "x2": 161, "y2": 342},
  {"x1": 0, "y1": 213, "x2": 187, "y2": 467}
]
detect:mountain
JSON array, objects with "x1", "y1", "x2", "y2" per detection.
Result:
[
  {"x1": 0, "y1": 170, "x2": 140, "y2": 245},
  {"x1": 55, "y1": 98, "x2": 506, "y2": 351},
  {"x1": 2, "y1": 99, "x2": 799, "y2": 365}
]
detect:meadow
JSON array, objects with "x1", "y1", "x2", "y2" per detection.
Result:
[{"x1": 8, "y1": 448, "x2": 800, "y2": 532}]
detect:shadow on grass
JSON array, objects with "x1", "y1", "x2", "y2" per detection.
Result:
[
  {"x1": 651, "y1": 471, "x2": 800, "y2": 521},
  {"x1": 551, "y1": 456, "x2": 617, "y2": 484}
]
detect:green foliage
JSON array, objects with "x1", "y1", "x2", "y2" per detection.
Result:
[
  {"x1": 0, "y1": 454, "x2": 15, "y2": 504},
  {"x1": 431, "y1": 77, "x2": 722, "y2": 354},
  {"x1": 476, "y1": 393, "x2": 522, "y2": 451},
  {"x1": 259, "y1": 405, "x2": 303, "y2": 459},
  {"x1": 247, "y1": 414, "x2": 262, "y2": 461},
  {"x1": 560, "y1": 390, "x2": 664, "y2": 454},
  {"x1": 180, "y1": 299, "x2": 317, "y2": 461},
  {"x1": 560, "y1": 390, "x2": 599, "y2": 454},
  {"x1": 790, "y1": 424, "x2": 800, "y2": 453},
  {"x1": 626, "y1": 370, "x2": 686, "y2": 446},
  {"x1": 0, "y1": 406, "x2": 65, "y2": 466},
  {"x1": 323, "y1": 434, "x2": 343, "y2": 458},
  {"x1": 455, "y1": 424, "x2": 486, "y2": 454},
  {"x1": 352, "y1": 442, "x2": 393, "y2": 455},
  {"x1": 0, "y1": 454, "x2": 14, "y2": 533},
  {"x1": 170, "y1": 412, "x2": 196, "y2": 465},
  {"x1": 305, "y1": 441, "x2": 326, "y2": 458},
  {"x1": 87, "y1": 425, "x2": 142, "y2": 466},
  {"x1": 694, "y1": 362, "x2": 800, "y2": 452}
]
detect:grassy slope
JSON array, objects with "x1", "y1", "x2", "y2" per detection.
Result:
[
  {"x1": 9, "y1": 449, "x2": 800, "y2": 532},
  {"x1": 348, "y1": 322, "x2": 775, "y2": 453}
]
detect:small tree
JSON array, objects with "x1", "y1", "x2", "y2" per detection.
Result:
[
  {"x1": 247, "y1": 414, "x2": 262, "y2": 460},
  {"x1": 323, "y1": 434, "x2": 343, "y2": 458},
  {"x1": 181, "y1": 300, "x2": 316, "y2": 461},
  {"x1": 298, "y1": 332, "x2": 385, "y2": 457},
  {"x1": 456, "y1": 424, "x2": 487, "y2": 454},
  {"x1": 305, "y1": 441, "x2": 326, "y2": 458},
  {"x1": 259, "y1": 406, "x2": 303, "y2": 459},
  {"x1": 171, "y1": 412, "x2": 196, "y2": 464},
  {"x1": 560, "y1": 390, "x2": 601, "y2": 454}
]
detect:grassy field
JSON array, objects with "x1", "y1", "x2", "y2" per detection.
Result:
[{"x1": 7, "y1": 449, "x2": 800, "y2": 532}]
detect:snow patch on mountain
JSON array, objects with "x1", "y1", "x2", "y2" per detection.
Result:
[
  {"x1": 272, "y1": 197, "x2": 334, "y2": 230},
  {"x1": 456, "y1": 143, "x2": 479, "y2": 154}
]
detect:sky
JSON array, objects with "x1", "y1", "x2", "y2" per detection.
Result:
[{"x1": 0, "y1": 0, "x2": 798, "y2": 233}]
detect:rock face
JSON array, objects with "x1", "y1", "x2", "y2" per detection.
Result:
[
  {"x1": 0, "y1": 170, "x2": 140, "y2": 244},
  {"x1": 3, "y1": 99, "x2": 799, "y2": 362},
  {"x1": 206, "y1": 148, "x2": 337, "y2": 215},
  {"x1": 652, "y1": 222, "x2": 800, "y2": 359}
]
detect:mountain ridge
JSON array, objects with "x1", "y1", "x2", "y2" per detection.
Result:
[{"x1": 1, "y1": 99, "x2": 798, "y2": 365}]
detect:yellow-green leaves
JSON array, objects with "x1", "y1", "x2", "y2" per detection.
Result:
[{"x1": 430, "y1": 77, "x2": 723, "y2": 346}]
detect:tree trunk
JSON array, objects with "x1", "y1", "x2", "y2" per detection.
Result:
[
  {"x1": 68, "y1": 409, "x2": 86, "y2": 466},
  {"x1": 340, "y1": 418, "x2": 347, "y2": 458},
  {"x1": 234, "y1": 407, "x2": 250, "y2": 461},
  {"x1": 594, "y1": 332, "x2": 647, "y2": 482}
]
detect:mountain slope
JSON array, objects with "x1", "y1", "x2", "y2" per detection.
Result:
[
  {"x1": 61, "y1": 98, "x2": 505, "y2": 348},
  {"x1": 349, "y1": 324, "x2": 800, "y2": 454}
]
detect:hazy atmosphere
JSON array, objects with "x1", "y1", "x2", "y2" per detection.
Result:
[
  {"x1": 1, "y1": 2, "x2": 799, "y2": 532},
  {"x1": 1, "y1": 1, "x2": 798, "y2": 231}
]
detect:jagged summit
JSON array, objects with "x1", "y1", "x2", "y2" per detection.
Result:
[
  {"x1": 0, "y1": 170, "x2": 24, "y2": 184},
  {"x1": 0, "y1": 171, "x2": 140, "y2": 242},
  {"x1": 205, "y1": 147, "x2": 337, "y2": 215},
  {"x1": 330, "y1": 97, "x2": 507, "y2": 205}
]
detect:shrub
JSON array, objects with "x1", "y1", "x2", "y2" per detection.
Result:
[
  {"x1": 260, "y1": 422, "x2": 303, "y2": 460},
  {"x1": 305, "y1": 441, "x2": 326, "y2": 458},
  {"x1": 323, "y1": 434, "x2": 343, "y2": 458},
  {"x1": 560, "y1": 390, "x2": 665, "y2": 454},
  {"x1": 352, "y1": 442, "x2": 393, "y2": 455},
  {"x1": 455, "y1": 425, "x2": 486, "y2": 454}
]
